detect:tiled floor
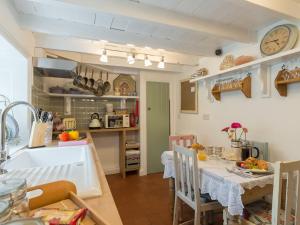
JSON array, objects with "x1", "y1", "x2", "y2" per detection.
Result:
[{"x1": 106, "y1": 172, "x2": 173, "y2": 225}]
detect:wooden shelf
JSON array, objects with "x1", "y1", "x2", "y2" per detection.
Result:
[
  {"x1": 211, "y1": 76, "x2": 251, "y2": 101},
  {"x1": 190, "y1": 48, "x2": 300, "y2": 83},
  {"x1": 47, "y1": 92, "x2": 139, "y2": 99},
  {"x1": 275, "y1": 73, "x2": 300, "y2": 97},
  {"x1": 88, "y1": 127, "x2": 139, "y2": 133}
]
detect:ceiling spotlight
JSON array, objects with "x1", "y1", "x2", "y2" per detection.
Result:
[
  {"x1": 127, "y1": 44, "x2": 135, "y2": 47},
  {"x1": 100, "y1": 49, "x2": 108, "y2": 63},
  {"x1": 158, "y1": 57, "x2": 165, "y2": 69},
  {"x1": 127, "y1": 53, "x2": 135, "y2": 64},
  {"x1": 144, "y1": 55, "x2": 152, "y2": 67}
]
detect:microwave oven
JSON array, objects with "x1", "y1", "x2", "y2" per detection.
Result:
[{"x1": 105, "y1": 114, "x2": 130, "y2": 128}]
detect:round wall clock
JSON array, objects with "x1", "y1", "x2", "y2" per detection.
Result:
[{"x1": 260, "y1": 24, "x2": 299, "y2": 56}]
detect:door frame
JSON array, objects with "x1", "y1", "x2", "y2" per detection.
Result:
[{"x1": 139, "y1": 72, "x2": 176, "y2": 176}]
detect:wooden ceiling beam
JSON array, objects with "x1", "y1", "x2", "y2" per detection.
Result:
[{"x1": 18, "y1": 13, "x2": 217, "y2": 56}]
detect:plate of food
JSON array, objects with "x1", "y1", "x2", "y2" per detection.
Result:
[{"x1": 236, "y1": 157, "x2": 274, "y2": 174}]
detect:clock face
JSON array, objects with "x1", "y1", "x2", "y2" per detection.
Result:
[{"x1": 260, "y1": 24, "x2": 298, "y2": 56}]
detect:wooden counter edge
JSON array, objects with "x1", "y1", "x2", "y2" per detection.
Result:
[{"x1": 84, "y1": 132, "x2": 123, "y2": 225}]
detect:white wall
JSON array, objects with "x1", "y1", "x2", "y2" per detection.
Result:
[
  {"x1": 0, "y1": 35, "x2": 29, "y2": 140},
  {"x1": 0, "y1": 0, "x2": 35, "y2": 147},
  {"x1": 176, "y1": 20, "x2": 300, "y2": 162}
]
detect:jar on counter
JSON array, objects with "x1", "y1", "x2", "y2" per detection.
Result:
[
  {"x1": 0, "y1": 178, "x2": 28, "y2": 216},
  {"x1": 0, "y1": 200, "x2": 12, "y2": 223}
]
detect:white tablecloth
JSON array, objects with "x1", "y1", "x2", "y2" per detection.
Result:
[{"x1": 161, "y1": 151, "x2": 274, "y2": 216}]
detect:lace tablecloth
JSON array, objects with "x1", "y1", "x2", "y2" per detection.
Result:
[{"x1": 161, "y1": 151, "x2": 274, "y2": 215}]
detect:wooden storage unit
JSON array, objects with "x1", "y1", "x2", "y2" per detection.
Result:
[
  {"x1": 118, "y1": 127, "x2": 140, "y2": 178},
  {"x1": 275, "y1": 75, "x2": 300, "y2": 97},
  {"x1": 125, "y1": 141, "x2": 140, "y2": 172},
  {"x1": 211, "y1": 76, "x2": 251, "y2": 101}
]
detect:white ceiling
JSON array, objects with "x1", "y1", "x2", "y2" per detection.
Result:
[
  {"x1": 139, "y1": 0, "x2": 280, "y2": 30},
  {"x1": 10, "y1": 0, "x2": 298, "y2": 57}
]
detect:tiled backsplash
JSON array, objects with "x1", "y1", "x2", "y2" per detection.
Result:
[{"x1": 32, "y1": 74, "x2": 136, "y2": 130}]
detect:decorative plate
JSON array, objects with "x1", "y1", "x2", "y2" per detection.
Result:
[{"x1": 113, "y1": 75, "x2": 136, "y2": 96}]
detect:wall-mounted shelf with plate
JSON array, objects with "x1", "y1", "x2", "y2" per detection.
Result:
[
  {"x1": 190, "y1": 47, "x2": 300, "y2": 83},
  {"x1": 275, "y1": 70, "x2": 300, "y2": 97},
  {"x1": 211, "y1": 76, "x2": 251, "y2": 101}
]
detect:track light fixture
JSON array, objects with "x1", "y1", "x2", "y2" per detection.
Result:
[
  {"x1": 158, "y1": 57, "x2": 165, "y2": 69},
  {"x1": 127, "y1": 53, "x2": 135, "y2": 64},
  {"x1": 100, "y1": 49, "x2": 108, "y2": 63},
  {"x1": 144, "y1": 55, "x2": 152, "y2": 67}
]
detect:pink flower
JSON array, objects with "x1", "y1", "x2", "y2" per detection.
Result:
[
  {"x1": 221, "y1": 127, "x2": 230, "y2": 132},
  {"x1": 243, "y1": 128, "x2": 248, "y2": 133},
  {"x1": 231, "y1": 122, "x2": 242, "y2": 129}
]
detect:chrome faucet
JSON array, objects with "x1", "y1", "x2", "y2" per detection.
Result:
[{"x1": 0, "y1": 101, "x2": 39, "y2": 174}]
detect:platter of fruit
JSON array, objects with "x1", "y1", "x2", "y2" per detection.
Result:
[
  {"x1": 236, "y1": 157, "x2": 274, "y2": 174},
  {"x1": 58, "y1": 130, "x2": 81, "y2": 141},
  {"x1": 58, "y1": 130, "x2": 87, "y2": 147}
]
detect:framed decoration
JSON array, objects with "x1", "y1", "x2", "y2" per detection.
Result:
[{"x1": 180, "y1": 79, "x2": 198, "y2": 113}]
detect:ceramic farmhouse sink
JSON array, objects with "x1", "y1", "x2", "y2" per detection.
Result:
[{"x1": 1, "y1": 145, "x2": 102, "y2": 198}]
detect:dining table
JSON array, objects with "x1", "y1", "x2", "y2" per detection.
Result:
[{"x1": 161, "y1": 151, "x2": 274, "y2": 225}]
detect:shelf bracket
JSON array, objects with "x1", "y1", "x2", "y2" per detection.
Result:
[{"x1": 259, "y1": 64, "x2": 271, "y2": 98}]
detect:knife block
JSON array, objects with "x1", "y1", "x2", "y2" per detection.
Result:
[{"x1": 28, "y1": 122, "x2": 48, "y2": 148}]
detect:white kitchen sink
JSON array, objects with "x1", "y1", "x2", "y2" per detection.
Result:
[{"x1": 0, "y1": 145, "x2": 102, "y2": 198}]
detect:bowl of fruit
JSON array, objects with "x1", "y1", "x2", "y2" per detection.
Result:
[{"x1": 236, "y1": 157, "x2": 274, "y2": 174}]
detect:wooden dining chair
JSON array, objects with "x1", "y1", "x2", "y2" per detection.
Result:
[
  {"x1": 242, "y1": 160, "x2": 300, "y2": 225},
  {"x1": 173, "y1": 145, "x2": 222, "y2": 225}
]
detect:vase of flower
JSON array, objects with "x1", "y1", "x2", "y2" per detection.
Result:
[
  {"x1": 221, "y1": 122, "x2": 248, "y2": 161},
  {"x1": 231, "y1": 140, "x2": 241, "y2": 148}
]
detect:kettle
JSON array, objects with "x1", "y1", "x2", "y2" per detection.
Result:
[{"x1": 89, "y1": 113, "x2": 101, "y2": 129}]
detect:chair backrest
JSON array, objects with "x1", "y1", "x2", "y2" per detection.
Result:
[
  {"x1": 173, "y1": 145, "x2": 200, "y2": 210},
  {"x1": 272, "y1": 161, "x2": 300, "y2": 225},
  {"x1": 169, "y1": 135, "x2": 197, "y2": 151}
]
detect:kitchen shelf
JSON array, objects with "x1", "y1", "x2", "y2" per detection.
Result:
[
  {"x1": 275, "y1": 75, "x2": 300, "y2": 97},
  {"x1": 211, "y1": 76, "x2": 251, "y2": 101},
  {"x1": 190, "y1": 48, "x2": 300, "y2": 83},
  {"x1": 47, "y1": 92, "x2": 139, "y2": 99}
]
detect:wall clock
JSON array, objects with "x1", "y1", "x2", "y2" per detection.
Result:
[{"x1": 260, "y1": 24, "x2": 299, "y2": 56}]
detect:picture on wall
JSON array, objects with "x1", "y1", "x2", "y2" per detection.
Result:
[{"x1": 180, "y1": 79, "x2": 198, "y2": 114}]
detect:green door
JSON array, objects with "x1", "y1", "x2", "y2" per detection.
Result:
[{"x1": 147, "y1": 81, "x2": 170, "y2": 174}]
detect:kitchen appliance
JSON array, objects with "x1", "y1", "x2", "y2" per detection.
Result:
[
  {"x1": 105, "y1": 114, "x2": 129, "y2": 128},
  {"x1": 89, "y1": 113, "x2": 102, "y2": 129},
  {"x1": 241, "y1": 144, "x2": 260, "y2": 161},
  {"x1": 106, "y1": 103, "x2": 113, "y2": 114}
]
